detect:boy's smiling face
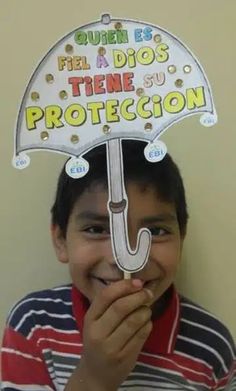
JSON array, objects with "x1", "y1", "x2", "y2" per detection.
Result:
[{"x1": 52, "y1": 181, "x2": 184, "y2": 304}]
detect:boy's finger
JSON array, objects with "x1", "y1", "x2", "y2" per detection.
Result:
[
  {"x1": 95, "y1": 288, "x2": 153, "y2": 338},
  {"x1": 87, "y1": 279, "x2": 143, "y2": 321},
  {"x1": 120, "y1": 320, "x2": 153, "y2": 358},
  {"x1": 105, "y1": 305, "x2": 152, "y2": 351}
]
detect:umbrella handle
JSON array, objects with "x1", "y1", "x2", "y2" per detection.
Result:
[
  {"x1": 106, "y1": 139, "x2": 151, "y2": 273},
  {"x1": 108, "y1": 200, "x2": 151, "y2": 272}
]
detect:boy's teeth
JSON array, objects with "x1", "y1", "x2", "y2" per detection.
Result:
[
  {"x1": 102, "y1": 279, "x2": 112, "y2": 285},
  {"x1": 95, "y1": 277, "x2": 115, "y2": 285},
  {"x1": 97, "y1": 278, "x2": 110, "y2": 285}
]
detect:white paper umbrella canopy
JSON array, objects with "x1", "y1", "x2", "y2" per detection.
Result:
[
  {"x1": 13, "y1": 14, "x2": 217, "y2": 273},
  {"x1": 13, "y1": 14, "x2": 217, "y2": 160}
]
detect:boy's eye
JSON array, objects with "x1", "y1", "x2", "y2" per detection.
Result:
[
  {"x1": 83, "y1": 225, "x2": 110, "y2": 235},
  {"x1": 148, "y1": 226, "x2": 169, "y2": 236}
]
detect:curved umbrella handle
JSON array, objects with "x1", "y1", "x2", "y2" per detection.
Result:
[
  {"x1": 106, "y1": 139, "x2": 152, "y2": 273},
  {"x1": 108, "y1": 201, "x2": 151, "y2": 272}
]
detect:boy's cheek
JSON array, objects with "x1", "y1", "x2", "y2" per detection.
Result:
[{"x1": 160, "y1": 245, "x2": 182, "y2": 268}]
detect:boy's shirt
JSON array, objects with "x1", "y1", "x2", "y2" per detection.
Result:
[{"x1": 1, "y1": 284, "x2": 235, "y2": 391}]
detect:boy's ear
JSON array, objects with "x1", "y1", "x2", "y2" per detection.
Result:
[{"x1": 51, "y1": 224, "x2": 68, "y2": 264}]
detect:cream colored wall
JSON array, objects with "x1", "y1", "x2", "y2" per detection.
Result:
[{"x1": 0, "y1": 0, "x2": 235, "y2": 345}]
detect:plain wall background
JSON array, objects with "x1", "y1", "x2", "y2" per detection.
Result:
[{"x1": 0, "y1": 0, "x2": 235, "y2": 345}]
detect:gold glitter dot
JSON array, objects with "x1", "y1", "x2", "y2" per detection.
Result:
[
  {"x1": 175, "y1": 79, "x2": 184, "y2": 88},
  {"x1": 65, "y1": 44, "x2": 74, "y2": 54},
  {"x1": 103, "y1": 125, "x2": 111, "y2": 134},
  {"x1": 183, "y1": 65, "x2": 192, "y2": 73},
  {"x1": 71, "y1": 135, "x2": 79, "y2": 144},
  {"x1": 45, "y1": 74, "x2": 54, "y2": 83},
  {"x1": 41, "y1": 131, "x2": 49, "y2": 141},
  {"x1": 154, "y1": 34, "x2": 162, "y2": 43},
  {"x1": 31, "y1": 91, "x2": 40, "y2": 101},
  {"x1": 59, "y1": 90, "x2": 68, "y2": 99},
  {"x1": 98, "y1": 47, "x2": 106, "y2": 56},
  {"x1": 115, "y1": 22, "x2": 123, "y2": 30},
  {"x1": 144, "y1": 123, "x2": 153, "y2": 131},
  {"x1": 136, "y1": 88, "x2": 145, "y2": 97},
  {"x1": 168, "y1": 65, "x2": 177, "y2": 74}
]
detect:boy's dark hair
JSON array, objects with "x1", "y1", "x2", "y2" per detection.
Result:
[{"x1": 51, "y1": 140, "x2": 188, "y2": 237}]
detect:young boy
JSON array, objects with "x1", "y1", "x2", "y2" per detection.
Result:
[{"x1": 1, "y1": 141, "x2": 235, "y2": 390}]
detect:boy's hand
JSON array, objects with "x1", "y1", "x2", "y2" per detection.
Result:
[{"x1": 66, "y1": 279, "x2": 153, "y2": 391}]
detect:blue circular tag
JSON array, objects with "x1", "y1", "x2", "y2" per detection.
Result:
[
  {"x1": 12, "y1": 153, "x2": 30, "y2": 170},
  {"x1": 144, "y1": 141, "x2": 167, "y2": 163},
  {"x1": 65, "y1": 157, "x2": 89, "y2": 179}
]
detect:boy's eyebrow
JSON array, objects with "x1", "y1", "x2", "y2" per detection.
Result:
[
  {"x1": 75, "y1": 211, "x2": 177, "y2": 224},
  {"x1": 141, "y1": 214, "x2": 178, "y2": 225},
  {"x1": 75, "y1": 211, "x2": 109, "y2": 223}
]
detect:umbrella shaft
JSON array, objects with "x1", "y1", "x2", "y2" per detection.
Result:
[{"x1": 107, "y1": 139, "x2": 126, "y2": 203}]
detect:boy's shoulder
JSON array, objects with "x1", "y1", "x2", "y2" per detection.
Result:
[
  {"x1": 6, "y1": 284, "x2": 75, "y2": 338},
  {"x1": 178, "y1": 294, "x2": 235, "y2": 345},
  {"x1": 177, "y1": 294, "x2": 235, "y2": 379}
]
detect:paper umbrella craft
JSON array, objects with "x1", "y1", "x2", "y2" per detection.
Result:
[{"x1": 13, "y1": 14, "x2": 217, "y2": 276}]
